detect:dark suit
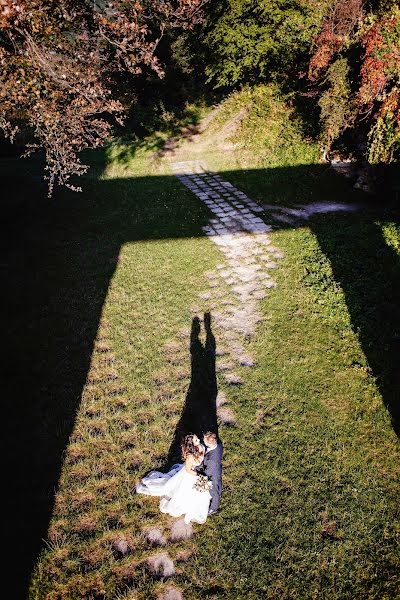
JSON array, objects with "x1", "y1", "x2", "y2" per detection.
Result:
[{"x1": 203, "y1": 440, "x2": 223, "y2": 513}]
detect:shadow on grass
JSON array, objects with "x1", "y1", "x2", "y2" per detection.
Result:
[
  {"x1": 167, "y1": 313, "x2": 218, "y2": 465},
  {"x1": 1, "y1": 157, "x2": 398, "y2": 597},
  {"x1": 104, "y1": 104, "x2": 206, "y2": 166},
  {"x1": 310, "y1": 212, "x2": 400, "y2": 434}
]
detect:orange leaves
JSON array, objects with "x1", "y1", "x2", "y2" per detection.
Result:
[
  {"x1": 308, "y1": 0, "x2": 364, "y2": 80},
  {"x1": 308, "y1": 27, "x2": 343, "y2": 80},
  {"x1": 358, "y1": 11, "x2": 400, "y2": 111}
]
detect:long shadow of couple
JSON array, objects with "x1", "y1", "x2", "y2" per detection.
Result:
[{"x1": 167, "y1": 312, "x2": 219, "y2": 466}]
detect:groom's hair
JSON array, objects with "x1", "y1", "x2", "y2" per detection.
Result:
[
  {"x1": 204, "y1": 431, "x2": 217, "y2": 443},
  {"x1": 181, "y1": 434, "x2": 202, "y2": 460}
]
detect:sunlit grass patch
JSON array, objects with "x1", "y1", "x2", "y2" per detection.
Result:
[{"x1": 10, "y1": 84, "x2": 399, "y2": 599}]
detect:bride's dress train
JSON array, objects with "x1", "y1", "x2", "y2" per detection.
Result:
[{"x1": 136, "y1": 463, "x2": 211, "y2": 524}]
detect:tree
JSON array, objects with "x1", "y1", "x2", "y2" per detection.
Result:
[
  {"x1": 0, "y1": 0, "x2": 204, "y2": 195},
  {"x1": 200, "y1": 0, "x2": 324, "y2": 88},
  {"x1": 307, "y1": 0, "x2": 399, "y2": 162}
]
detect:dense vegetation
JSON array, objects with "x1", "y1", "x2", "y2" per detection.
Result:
[{"x1": 1, "y1": 0, "x2": 398, "y2": 194}]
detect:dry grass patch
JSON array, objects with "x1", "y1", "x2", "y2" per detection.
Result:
[
  {"x1": 113, "y1": 415, "x2": 135, "y2": 430},
  {"x1": 70, "y1": 489, "x2": 96, "y2": 511},
  {"x1": 113, "y1": 397, "x2": 130, "y2": 410},
  {"x1": 123, "y1": 450, "x2": 145, "y2": 472},
  {"x1": 95, "y1": 456, "x2": 120, "y2": 477},
  {"x1": 112, "y1": 560, "x2": 138, "y2": 587},
  {"x1": 163, "y1": 341, "x2": 182, "y2": 354},
  {"x1": 83, "y1": 402, "x2": 103, "y2": 418},
  {"x1": 106, "y1": 384, "x2": 128, "y2": 397},
  {"x1": 68, "y1": 463, "x2": 91, "y2": 482},
  {"x1": 175, "y1": 549, "x2": 193, "y2": 563},
  {"x1": 175, "y1": 367, "x2": 189, "y2": 381},
  {"x1": 86, "y1": 369, "x2": 107, "y2": 385},
  {"x1": 153, "y1": 371, "x2": 170, "y2": 386},
  {"x1": 94, "y1": 342, "x2": 112, "y2": 353},
  {"x1": 104, "y1": 502, "x2": 125, "y2": 528},
  {"x1": 65, "y1": 443, "x2": 88, "y2": 465},
  {"x1": 72, "y1": 514, "x2": 99, "y2": 537},
  {"x1": 80, "y1": 541, "x2": 110, "y2": 569},
  {"x1": 120, "y1": 431, "x2": 139, "y2": 449},
  {"x1": 62, "y1": 573, "x2": 106, "y2": 600},
  {"x1": 47, "y1": 520, "x2": 68, "y2": 543},
  {"x1": 51, "y1": 546, "x2": 71, "y2": 567}
]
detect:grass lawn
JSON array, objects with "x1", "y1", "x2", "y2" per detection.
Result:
[{"x1": 3, "y1": 86, "x2": 399, "y2": 600}]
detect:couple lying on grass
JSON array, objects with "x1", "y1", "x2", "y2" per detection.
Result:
[{"x1": 136, "y1": 432, "x2": 223, "y2": 524}]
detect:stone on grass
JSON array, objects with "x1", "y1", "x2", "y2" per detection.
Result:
[
  {"x1": 215, "y1": 347, "x2": 228, "y2": 357},
  {"x1": 216, "y1": 361, "x2": 234, "y2": 373},
  {"x1": 198, "y1": 291, "x2": 212, "y2": 301},
  {"x1": 263, "y1": 280, "x2": 277, "y2": 289},
  {"x1": 252, "y1": 290, "x2": 267, "y2": 300},
  {"x1": 144, "y1": 527, "x2": 167, "y2": 547},
  {"x1": 156, "y1": 586, "x2": 183, "y2": 600},
  {"x1": 176, "y1": 328, "x2": 190, "y2": 340},
  {"x1": 112, "y1": 535, "x2": 130, "y2": 556},
  {"x1": 146, "y1": 553, "x2": 175, "y2": 578},
  {"x1": 238, "y1": 354, "x2": 255, "y2": 367},
  {"x1": 218, "y1": 407, "x2": 237, "y2": 426},
  {"x1": 169, "y1": 519, "x2": 193, "y2": 542},
  {"x1": 216, "y1": 391, "x2": 228, "y2": 407},
  {"x1": 225, "y1": 373, "x2": 242, "y2": 386}
]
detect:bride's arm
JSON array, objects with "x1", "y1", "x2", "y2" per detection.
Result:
[{"x1": 184, "y1": 454, "x2": 196, "y2": 473}]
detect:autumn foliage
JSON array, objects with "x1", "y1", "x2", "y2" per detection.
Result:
[
  {"x1": 308, "y1": 0, "x2": 364, "y2": 81},
  {"x1": 0, "y1": 0, "x2": 204, "y2": 194},
  {"x1": 308, "y1": 1, "x2": 399, "y2": 162}
]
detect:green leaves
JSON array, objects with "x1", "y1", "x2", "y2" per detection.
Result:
[{"x1": 203, "y1": 0, "x2": 321, "y2": 87}]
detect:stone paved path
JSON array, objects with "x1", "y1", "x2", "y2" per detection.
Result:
[
  {"x1": 133, "y1": 159, "x2": 286, "y2": 597},
  {"x1": 171, "y1": 159, "x2": 284, "y2": 426}
]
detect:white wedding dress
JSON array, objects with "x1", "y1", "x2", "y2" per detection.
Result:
[{"x1": 136, "y1": 462, "x2": 211, "y2": 524}]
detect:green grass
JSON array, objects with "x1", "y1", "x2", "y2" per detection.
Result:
[{"x1": 3, "y1": 85, "x2": 399, "y2": 600}]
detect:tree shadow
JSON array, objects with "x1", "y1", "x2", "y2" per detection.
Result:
[
  {"x1": 1, "y1": 166, "x2": 210, "y2": 599},
  {"x1": 309, "y1": 210, "x2": 400, "y2": 435},
  {"x1": 166, "y1": 313, "x2": 219, "y2": 465},
  {"x1": 222, "y1": 162, "x2": 400, "y2": 433},
  {"x1": 1, "y1": 154, "x2": 398, "y2": 598}
]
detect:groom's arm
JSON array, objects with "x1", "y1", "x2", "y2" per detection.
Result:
[{"x1": 208, "y1": 444, "x2": 223, "y2": 513}]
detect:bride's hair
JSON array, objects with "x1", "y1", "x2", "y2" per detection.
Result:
[{"x1": 181, "y1": 434, "x2": 202, "y2": 460}]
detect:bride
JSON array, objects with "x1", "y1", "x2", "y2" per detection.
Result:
[{"x1": 135, "y1": 434, "x2": 211, "y2": 524}]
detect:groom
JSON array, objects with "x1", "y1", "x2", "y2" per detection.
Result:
[{"x1": 201, "y1": 431, "x2": 223, "y2": 515}]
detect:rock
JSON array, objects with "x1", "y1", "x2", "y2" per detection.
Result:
[
  {"x1": 113, "y1": 537, "x2": 129, "y2": 556},
  {"x1": 216, "y1": 361, "x2": 234, "y2": 373},
  {"x1": 156, "y1": 587, "x2": 183, "y2": 600},
  {"x1": 217, "y1": 407, "x2": 237, "y2": 426},
  {"x1": 238, "y1": 354, "x2": 255, "y2": 367},
  {"x1": 215, "y1": 347, "x2": 228, "y2": 357},
  {"x1": 169, "y1": 519, "x2": 193, "y2": 542},
  {"x1": 216, "y1": 391, "x2": 228, "y2": 407},
  {"x1": 144, "y1": 527, "x2": 167, "y2": 547},
  {"x1": 146, "y1": 553, "x2": 175, "y2": 578}
]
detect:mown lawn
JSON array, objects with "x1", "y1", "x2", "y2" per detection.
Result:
[{"x1": 3, "y1": 86, "x2": 399, "y2": 600}]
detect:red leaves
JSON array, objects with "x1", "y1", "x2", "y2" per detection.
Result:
[
  {"x1": 308, "y1": 0, "x2": 363, "y2": 80},
  {"x1": 358, "y1": 12, "x2": 400, "y2": 111}
]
